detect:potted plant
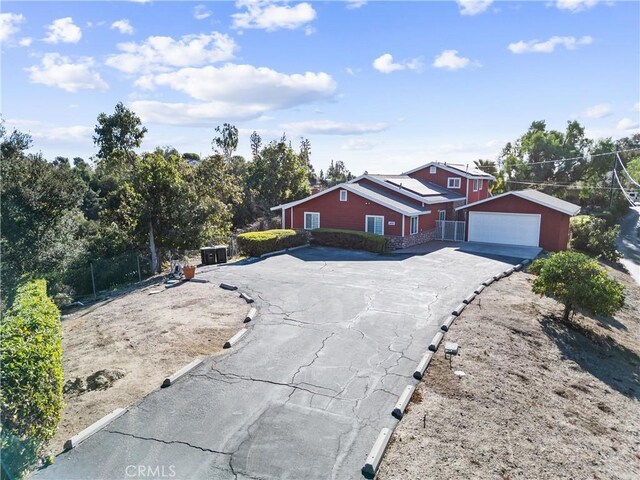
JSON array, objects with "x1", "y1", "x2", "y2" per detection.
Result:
[{"x1": 182, "y1": 256, "x2": 196, "y2": 280}]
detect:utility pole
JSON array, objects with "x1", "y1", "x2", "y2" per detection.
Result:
[{"x1": 609, "y1": 143, "x2": 618, "y2": 210}]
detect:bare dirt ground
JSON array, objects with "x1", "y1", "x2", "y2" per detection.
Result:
[
  {"x1": 50, "y1": 277, "x2": 249, "y2": 453},
  {"x1": 379, "y1": 265, "x2": 640, "y2": 480}
]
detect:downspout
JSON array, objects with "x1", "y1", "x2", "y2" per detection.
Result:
[
  {"x1": 402, "y1": 215, "x2": 405, "y2": 237},
  {"x1": 291, "y1": 207, "x2": 294, "y2": 229},
  {"x1": 282, "y1": 208, "x2": 285, "y2": 229}
]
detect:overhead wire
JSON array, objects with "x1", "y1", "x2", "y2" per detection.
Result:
[
  {"x1": 613, "y1": 168, "x2": 636, "y2": 206},
  {"x1": 616, "y1": 151, "x2": 640, "y2": 188},
  {"x1": 473, "y1": 147, "x2": 640, "y2": 169}
]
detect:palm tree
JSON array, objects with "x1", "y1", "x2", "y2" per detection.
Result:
[{"x1": 473, "y1": 159, "x2": 498, "y2": 177}]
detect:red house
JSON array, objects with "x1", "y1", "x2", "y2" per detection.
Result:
[
  {"x1": 272, "y1": 161, "x2": 580, "y2": 251},
  {"x1": 271, "y1": 162, "x2": 495, "y2": 249}
]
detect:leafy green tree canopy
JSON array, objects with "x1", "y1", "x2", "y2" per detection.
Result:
[{"x1": 93, "y1": 102, "x2": 147, "y2": 164}]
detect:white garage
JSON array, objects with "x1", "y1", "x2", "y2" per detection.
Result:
[{"x1": 468, "y1": 211, "x2": 541, "y2": 247}]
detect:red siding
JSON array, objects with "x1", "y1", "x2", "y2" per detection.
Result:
[
  {"x1": 409, "y1": 165, "x2": 491, "y2": 203},
  {"x1": 285, "y1": 188, "x2": 405, "y2": 236},
  {"x1": 466, "y1": 178, "x2": 491, "y2": 203},
  {"x1": 464, "y1": 195, "x2": 572, "y2": 252}
]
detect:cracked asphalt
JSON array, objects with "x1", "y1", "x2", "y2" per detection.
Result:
[{"x1": 33, "y1": 245, "x2": 516, "y2": 480}]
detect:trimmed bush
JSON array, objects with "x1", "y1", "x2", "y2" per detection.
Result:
[
  {"x1": 570, "y1": 215, "x2": 620, "y2": 262},
  {"x1": 1, "y1": 279, "x2": 63, "y2": 479},
  {"x1": 236, "y1": 229, "x2": 307, "y2": 257},
  {"x1": 531, "y1": 251, "x2": 624, "y2": 323},
  {"x1": 310, "y1": 228, "x2": 387, "y2": 253}
]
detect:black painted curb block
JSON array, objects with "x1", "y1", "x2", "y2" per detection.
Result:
[
  {"x1": 239, "y1": 292, "x2": 254, "y2": 303},
  {"x1": 162, "y1": 358, "x2": 204, "y2": 388},
  {"x1": 474, "y1": 284, "x2": 486, "y2": 295},
  {"x1": 362, "y1": 427, "x2": 393, "y2": 478},
  {"x1": 413, "y1": 351, "x2": 434, "y2": 380},
  {"x1": 452, "y1": 302, "x2": 467, "y2": 316},
  {"x1": 64, "y1": 408, "x2": 126, "y2": 450},
  {"x1": 463, "y1": 292, "x2": 476, "y2": 305},
  {"x1": 224, "y1": 328, "x2": 248, "y2": 348},
  {"x1": 428, "y1": 331, "x2": 444, "y2": 352},
  {"x1": 482, "y1": 277, "x2": 495, "y2": 287},
  {"x1": 441, "y1": 315, "x2": 456, "y2": 332},
  {"x1": 392, "y1": 385, "x2": 416, "y2": 420},
  {"x1": 244, "y1": 307, "x2": 257, "y2": 323},
  {"x1": 220, "y1": 283, "x2": 238, "y2": 291}
]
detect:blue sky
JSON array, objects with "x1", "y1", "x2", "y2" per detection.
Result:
[{"x1": 1, "y1": 0, "x2": 639, "y2": 175}]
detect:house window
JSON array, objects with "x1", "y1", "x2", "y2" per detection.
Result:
[
  {"x1": 438, "y1": 210, "x2": 446, "y2": 221},
  {"x1": 340, "y1": 190, "x2": 348, "y2": 202},
  {"x1": 447, "y1": 177, "x2": 461, "y2": 189},
  {"x1": 410, "y1": 216, "x2": 418, "y2": 235},
  {"x1": 478, "y1": 179, "x2": 483, "y2": 190},
  {"x1": 304, "y1": 212, "x2": 320, "y2": 230},
  {"x1": 429, "y1": 166, "x2": 436, "y2": 174},
  {"x1": 365, "y1": 215, "x2": 384, "y2": 235},
  {"x1": 473, "y1": 179, "x2": 479, "y2": 191}
]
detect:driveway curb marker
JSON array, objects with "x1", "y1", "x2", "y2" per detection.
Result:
[
  {"x1": 474, "y1": 284, "x2": 485, "y2": 295},
  {"x1": 224, "y1": 328, "x2": 248, "y2": 348},
  {"x1": 429, "y1": 331, "x2": 444, "y2": 352},
  {"x1": 287, "y1": 244, "x2": 310, "y2": 252},
  {"x1": 503, "y1": 267, "x2": 515, "y2": 276},
  {"x1": 413, "y1": 351, "x2": 434, "y2": 380},
  {"x1": 482, "y1": 277, "x2": 495, "y2": 286},
  {"x1": 220, "y1": 283, "x2": 238, "y2": 291},
  {"x1": 463, "y1": 292, "x2": 476, "y2": 305},
  {"x1": 514, "y1": 263, "x2": 524, "y2": 272},
  {"x1": 452, "y1": 302, "x2": 466, "y2": 316},
  {"x1": 441, "y1": 314, "x2": 456, "y2": 332},
  {"x1": 239, "y1": 292, "x2": 254, "y2": 303},
  {"x1": 493, "y1": 272, "x2": 505, "y2": 281},
  {"x1": 392, "y1": 385, "x2": 416, "y2": 420},
  {"x1": 162, "y1": 359, "x2": 204, "y2": 388},
  {"x1": 64, "y1": 408, "x2": 126, "y2": 451},
  {"x1": 244, "y1": 307, "x2": 257, "y2": 323},
  {"x1": 361, "y1": 427, "x2": 393, "y2": 478}
]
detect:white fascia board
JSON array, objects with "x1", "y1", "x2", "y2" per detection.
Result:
[
  {"x1": 403, "y1": 162, "x2": 495, "y2": 181},
  {"x1": 270, "y1": 184, "x2": 346, "y2": 211},
  {"x1": 352, "y1": 174, "x2": 463, "y2": 206},
  {"x1": 455, "y1": 191, "x2": 580, "y2": 216}
]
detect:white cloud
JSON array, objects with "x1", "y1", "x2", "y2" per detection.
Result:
[
  {"x1": 27, "y1": 53, "x2": 108, "y2": 92},
  {"x1": 232, "y1": 1, "x2": 316, "y2": 31},
  {"x1": 457, "y1": 0, "x2": 494, "y2": 16},
  {"x1": 583, "y1": 103, "x2": 613, "y2": 119},
  {"x1": 44, "y1": 17, "x2": 82, "y2": 44},
  {"x1": 131, "y1": 64, "x2": 336, "y2": 125},
  {"x1": 555, "y1": 0, "x2": 599, "y2": 13},
  {"x1": 281, "y1": 120, "x2": 388, "y2": 135},
  {"x1": 372, "y1": 53, "x2": 422, "y2": 74},
  {"x1": 194, "y1": 5, "x2": 212, "y2": 20},
  {"x1": 508, "y1": 35, "x2": 593, "y2": 54},
  {"x1": 0, "y1": 13, "x2": 25, "y2": 42},
  {"x1": 5, "y1": 119, "x2": 93, "y2": 142},
  {"x1": 19, "y1": 37, "x2": 33, "y2": 47},
  {"x1": 105, "y1": 32, "x2": 237, "y2": 74},
  {"x1": 342, "y1": 138, "x2": 381, "y2": 151},
  {"x1": 111, "y1": 19, "x2": 134, "y2": 35},
  {"x1": 346, "y1": 0, "x2": 367, "y2": 9},
  {"x1": 433, "y1": 50, "x2": 477, "y2": 70},
  {"x1": 617, "y1": 118, "x2": 639, "y2": 131}
]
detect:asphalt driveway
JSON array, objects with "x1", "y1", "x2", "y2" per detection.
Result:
[{"x1": 34, "y1": 246, "x2": 516, "y2": 480}]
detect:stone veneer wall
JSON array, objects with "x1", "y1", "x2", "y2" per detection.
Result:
[{"x1": 385, "y1": 228, "x2": 437, "y2": 250}]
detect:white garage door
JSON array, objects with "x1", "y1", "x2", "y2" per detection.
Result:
[{"x1": 468, "y1": 212, "x2": 541, "y2": 247}]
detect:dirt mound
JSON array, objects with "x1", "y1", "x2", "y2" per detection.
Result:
[
  {"x1": 63, "y1": 377, "x2": 87, "y2": 395},
  {"x1": 86, "y1": 369, "x2": 126, "y2": 391}
]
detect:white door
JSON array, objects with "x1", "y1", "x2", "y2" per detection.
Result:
[{"x1": 468, "y1": 212, "x2": 540, "y2": 246}]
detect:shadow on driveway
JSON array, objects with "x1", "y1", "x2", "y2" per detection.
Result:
[{"x1": 540, "y1": 316, "x2": 639, "y2": 400}]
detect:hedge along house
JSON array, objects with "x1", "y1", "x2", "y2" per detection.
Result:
[
  {"x1": 271, "y1": 162, "x2": 495, "y2": 250},
  {"x1": 455, "y1": 189, "x2": 581, "y2": 252}
]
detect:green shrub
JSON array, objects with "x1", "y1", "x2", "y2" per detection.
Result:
[
  {"x1": 236, "y1": 229, "x2": 307, "y2": 257},
  {"x1": 1, "y1": 279, "x2": 63, "y2": 479},
  {"x1": 310, "y1": 228, "x2": 387, "y2": 253},
  {"x1": 570, "y1": 215, "x2": 620, "y2": 262},
  {"x1": 531, "y1": 251, "x2": 624, "y2": 323}
]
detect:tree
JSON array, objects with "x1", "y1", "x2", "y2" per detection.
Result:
[
  {"x1": 299, "y1": 138, "x2": 317, "y2": 185},
  {"x1": 324, "y1": 160, "x2": 354, "y2": 186},
  {"x1": 213, "y1": 123, "x2": 238, "y2": 160},
  {"x1": 531, "y1": 251, "x2": 624, "y2": 323},
  {"x1": 93, "y1": 102, "x2": 147, "y2": 165},
  {"x1": 473, "y1": 159, "x2": 497, "y2": 177},
  {"x1": 570, "y1": 215, "x2": 620, "y2": 262},
  {"x1": 625, "y1": 157, "x2": 640, "y2": 184}
]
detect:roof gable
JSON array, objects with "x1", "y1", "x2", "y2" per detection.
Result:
[
  {"x1": 404, "y1": 162, "x2": 495, "y2": 180},
  {"x1": 455, "y1": 189, "x2": 581, "y2": 216}
]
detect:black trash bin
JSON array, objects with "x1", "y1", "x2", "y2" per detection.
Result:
[
  {"x1": 214, "y1": 245, "x2": 227, "y2": 264},
  {"x1": 200, "y1": 247, "x2": 216, "y2": 265}
]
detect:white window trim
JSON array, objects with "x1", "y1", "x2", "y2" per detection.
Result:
[
  {"x1": 410, "y1": 216, "x2": 419, "y2": 235},
  {"x1": 447, "y1": 177, "x2": 461, "y2": 189},
  {"x1": 365, "y1": 215, "x2": 384, "y2": 235},
  {"x1": 339, "y1": 190, "x2": 348, "y2": 202},
  {"x1": 478, "y1": 179, "x2": 483, "y2": 190},
  {"x1": 438, "y1": 210, "x2": 446, "y2": 221},
  {"x1": 429, "y1": 166, "x2": 436, "y2": 174},
  {"x1": 303, "y1": 211, "x2": 320, "y2": 230},
  {"x1": 473, "y1": 179, "x2": 479, "y2": 192}
]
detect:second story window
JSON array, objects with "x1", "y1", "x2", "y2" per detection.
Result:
[
  {"x1": 429, "y1": 166, "x2": 436, "y2": 174},
  {"x1": 447, "y1": 177, "x2": 461, "y2": 189},
  {"x1": 340, "y1": 190, "x2": 348, "y2": 201}
]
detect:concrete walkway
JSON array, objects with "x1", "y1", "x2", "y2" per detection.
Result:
[
  {"x1": 33, "y1": 247, "x2": 514, "y2": 480},
  {"x1": 617, "y1": 207, "x2": 640, "y2": 285},
  {"x1": 392, "y1": 240, "x2": 541, "y2": 261}
]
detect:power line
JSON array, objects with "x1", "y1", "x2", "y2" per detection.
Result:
[
  {"x1": 505, "y1": 180, "x2": 623, "y2": 190},
  {"x1": 613, "y1": 168, "x2": 636, "y2": 206},
  {"x1": 474, "y1": 147, "x2": 640, "y2": 169},
  {"x1": 617, "y1": 151, "x2": 640, "y2": 188}
]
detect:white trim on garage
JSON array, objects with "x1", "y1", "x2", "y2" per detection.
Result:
[{"x1": 468, "y1": 211, "x2": 541, "y2": 247}]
